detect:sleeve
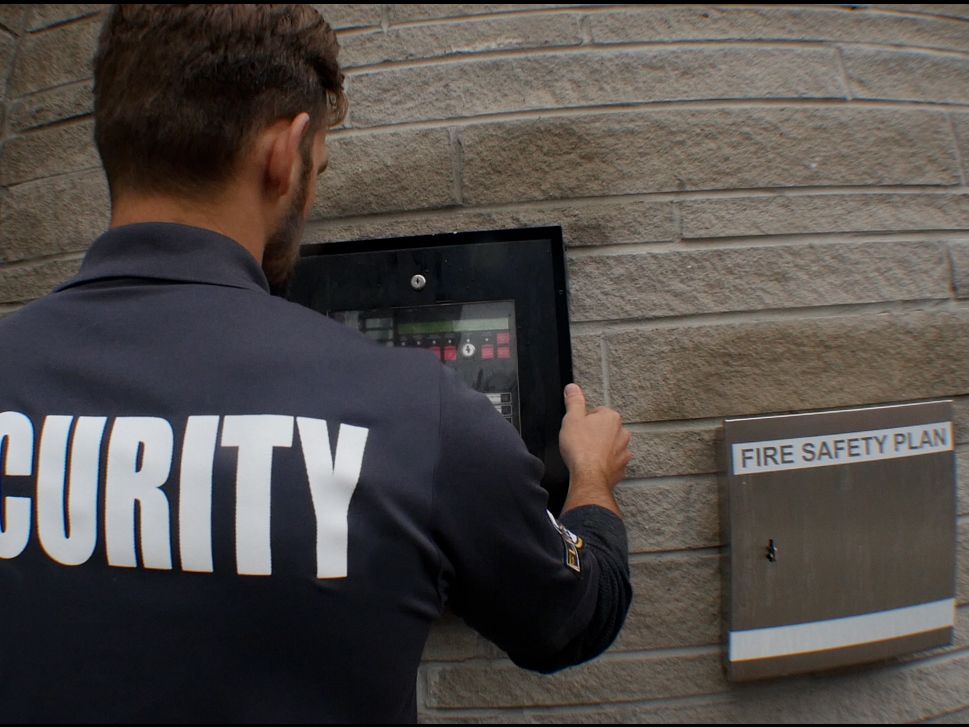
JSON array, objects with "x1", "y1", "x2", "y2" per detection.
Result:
[{"x1": 431, "y1": 367, "x2": 633, "y2": 673}]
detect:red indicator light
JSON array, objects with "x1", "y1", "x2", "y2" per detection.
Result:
[
  {"x1": 497, "y1": 346, "x2": 511, "y2": 359},
  {"x1": 481, "y1": 345, "x2": 495, "y2": 360},
  {"x1": 497, "y1": 332, "x2": 511, "y2": 345},
  {"x1": 444, "y1": 346, "x2": 458, "y2": 361}
]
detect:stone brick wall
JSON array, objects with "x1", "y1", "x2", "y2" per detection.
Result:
[{"x1": 2, "y1": 3, "x2": 969, "y2": 722}]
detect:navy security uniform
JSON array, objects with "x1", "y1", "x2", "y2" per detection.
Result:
[{"x1": 0, "y1": 224, "x2": 631, "y2": 723}]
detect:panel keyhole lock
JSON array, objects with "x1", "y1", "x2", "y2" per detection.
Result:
[
  {"x1": 410, "y1": 274, "x2": 427, "y2": 291},
  {"x1": 766, "y1": 539, "x2": 777, "y2": 563}
]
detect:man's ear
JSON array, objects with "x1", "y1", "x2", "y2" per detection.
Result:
[{"x1": 265, "y1": 112, "x2": 311, "y2": 199}]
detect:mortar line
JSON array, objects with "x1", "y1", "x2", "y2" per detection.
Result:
[
  {"x1": 343, "y1": 38, "x2": 969, "y2": 75},
  {"x1": 619, "y1": 474, "x2": 719, "y2": 489},
  {"x1": 599, "y1": 336, "x2": 611, "y2": 408},
  {"x1": 5, "y1": 112, "x2": 92, "y2": 139},
  {"x1": 329, "y1": 98, "x2": 969, "y2": 137},
  {"x1": 1, "y1": 250, "x2": 85, "y2": 270},
  {"x1": 946, "y1": 243, "x2": 960, "y2": 300},
  {"x1": 24, "y1": 9, "x2": 104, "y2": 35},
  {"x1": 567, "y1": 232, "x2": 969, "y2": 257},
  {"x1": 834, "y1": 45, "x2": 854, "y2": 100},
  {"x1": 947, "y1": 112, "x2": 968, "y2": 188},
  {"x1": 671, "y1": 200, "x2": 683, "y2": 244},
  {"x1": 448, "y1": 127, "x2": 464, "y2": 206},
  {"x1": 629, "y1": 547, "x2": 723, "y2": 563},
  {"x1": 380, "y1": 3, "x2": 969, "y2": 32},
  {"x1": 569, "y1": 297, "x2": 966, "y2": 334},
  {"x1": 306, "y1": 185, "x2": 969, "y2": 231},
  {"x1": 1, "y1": 12, "x2": 24, "y2": 134},
  {"x1": 385, "y1": 4, "x2": 631, "y2": 30}
]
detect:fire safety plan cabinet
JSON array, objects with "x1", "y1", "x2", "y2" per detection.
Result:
[{"x1": 724, "y1": 401, "x2": 956, "y2": 681}]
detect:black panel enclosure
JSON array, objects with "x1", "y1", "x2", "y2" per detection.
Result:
[{"x1": 282, "y1": 227, "x2": 573, "y2": 514}]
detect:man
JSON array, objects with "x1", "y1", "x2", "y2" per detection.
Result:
[{"x1": 0, "y1": 5, "x2": 632, "y2": 722}]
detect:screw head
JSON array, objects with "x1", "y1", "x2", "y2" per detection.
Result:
[{"x1": 410, "y1": 274, "x2": 427, "y2": 291}]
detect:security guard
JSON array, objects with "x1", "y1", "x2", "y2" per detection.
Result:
[{"x1": 0, "y1": 5, "x2": 632, "y2": 723}]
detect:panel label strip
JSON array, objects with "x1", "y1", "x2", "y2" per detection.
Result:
[{"x1": 730, "y1": 598, "x2": 955, "y2": 662}]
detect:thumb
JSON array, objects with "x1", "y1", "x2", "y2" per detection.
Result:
[{"x1": 563, "y1": 383, "x2": 587, "y2": 418}]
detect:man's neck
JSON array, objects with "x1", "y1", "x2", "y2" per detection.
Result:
[{"x1": 110, "y1": 192, "x2": 267, "y2": 265}]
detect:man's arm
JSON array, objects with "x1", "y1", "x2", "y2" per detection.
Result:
[
  {"x1": 432, "y1": 372, "x2": 633, "y2": 672},
  {"x1": 530, "y1": 382, "x2": 634, "y2": 671}
]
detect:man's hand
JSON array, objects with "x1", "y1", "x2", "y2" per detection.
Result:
[{"x1": 559, "y1": 383, "x2": 632, "y2": 517}]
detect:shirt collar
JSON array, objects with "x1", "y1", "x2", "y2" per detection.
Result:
[{"x1": 56, "y1": 222, "x2": 271, "y2": 295}]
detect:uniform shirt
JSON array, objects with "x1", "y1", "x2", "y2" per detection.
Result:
[{"x1": 0, "y1": 223, "x2": 631, "y2": 723}]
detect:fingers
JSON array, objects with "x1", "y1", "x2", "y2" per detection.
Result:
[
  {"x1": 559, "y1": 385, "x2": 633, "y2": 489},
  {"x1": 613, "y1": 427, "x2": 633, "y2": 478},
  {"x1": 619, "y1": 427, "x2": 632, "y2": 450},
  {"x1": 563, "y1": 383, "x2": 587, "y2": 418},
  {"x1": 589, "y1": 406, "x2": 624, "y2": 437}
]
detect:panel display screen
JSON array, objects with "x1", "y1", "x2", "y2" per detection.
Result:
[{"x1": 331, "y1": 300, "x2": 520, "y2": 430}]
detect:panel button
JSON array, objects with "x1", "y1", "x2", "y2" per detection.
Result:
[
  {"x1": 497, "y1": 346, "x2": 512, "y2": 359},
  {"x1": 429, "y1": 346, "x2": 442, "y2": 360},
  {"x1": 481, "y1": 344, "x2": 495, "y2": 360},
  {"x1": 443, "y1": 346, "x2": 457, "y2": 361},
  {"x1": 497, "y1": 332, "x2": 511, "y2": 345},
  {"x1": 461, "y1": 342, "x2": 476, "y2": 359}
]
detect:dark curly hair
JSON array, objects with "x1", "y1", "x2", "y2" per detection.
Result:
[{"x1": 93, "y1": 4, "x2": 347, "y2": 200}]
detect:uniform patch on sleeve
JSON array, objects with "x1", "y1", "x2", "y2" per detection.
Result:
[{"x1": 546, "y1": 510, "x2": 583, "y2": 574}]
